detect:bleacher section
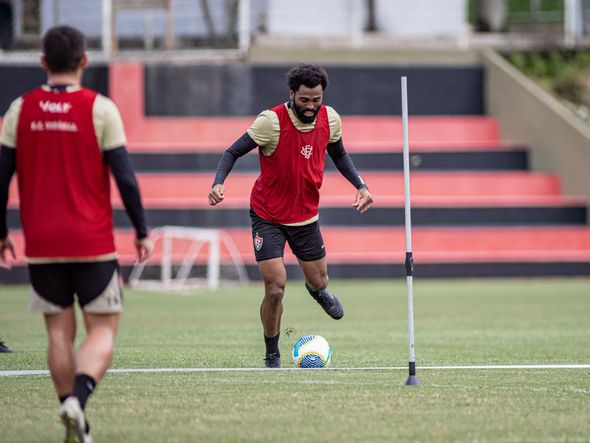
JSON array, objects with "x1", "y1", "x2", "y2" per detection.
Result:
[{"x1": 1, "y1": 62, "x2": 589, "y2": 282}]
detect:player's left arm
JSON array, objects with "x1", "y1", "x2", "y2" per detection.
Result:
[
  {"x1": 325, "y1": 106, "x2": 373, "y2": 213},
  {"x1": 327, "y1": 138, "x2": 373, "y2": 213},
  {"x1": 0, "y1": 98, "x2": 20, "y2": 264},
  {"x1": 0, "y1": 145, "x2": 17, "y2": 264}
]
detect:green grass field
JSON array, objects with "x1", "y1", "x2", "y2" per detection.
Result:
[{"x1": 1, "y1": 278, "x2": 589, "y2": 442}]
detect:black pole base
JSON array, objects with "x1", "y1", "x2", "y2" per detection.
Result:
[
  {"x1": 405, "y1": 361, "x2": 419, "y2": 385},
  {"x1": 405, "y1": 375, "x2": 420, "y2": 386}
]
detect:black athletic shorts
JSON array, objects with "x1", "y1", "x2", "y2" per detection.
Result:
[
  {"x1": 250, "y1": 209, "x2": 326, "y2": 262},
  {"x1": 28, "y1": 260, "x2": 122, "y2": 313}
]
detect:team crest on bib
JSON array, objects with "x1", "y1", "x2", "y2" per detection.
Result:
[
  {"x1": 301, "y1": 145, "x2": 313, "y2": 159},
  {"x1": 254, "y1": 233, "x2": 264, "y2": 251}
]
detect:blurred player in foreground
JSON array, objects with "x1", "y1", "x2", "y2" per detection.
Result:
[
  {"x1": 209, "y1": 63, "x2": 373, "y2": 368},
  {"x1": 0, "y1": 25, "x2": 152, "y2": 442}
]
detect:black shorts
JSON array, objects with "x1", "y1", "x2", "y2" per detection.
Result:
[
  {"x1": 28, "y1": 260, "x2": 123, "y2": 314},
  {"x1": 250, "y1": 209, "x2": 326, "y2": 262}
]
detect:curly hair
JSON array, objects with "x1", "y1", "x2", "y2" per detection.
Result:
[
  {"x1": 286, "y1": 64, "x2": 329, "y2": 92},
  {"x1": 42, "y1": 25, "x2": 85, "y2": 73}
]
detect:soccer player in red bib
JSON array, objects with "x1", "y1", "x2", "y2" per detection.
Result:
[
  {"x1": 209, "y1": 64, "x2": 373, "y2": 368},
  {"x1": 0, "y1": 26, "x2": 152, "y2": 442}
]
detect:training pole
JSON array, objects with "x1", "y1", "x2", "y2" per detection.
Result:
[{"x1": 401, "y1": 76, "x2": 419, "y2": 386}]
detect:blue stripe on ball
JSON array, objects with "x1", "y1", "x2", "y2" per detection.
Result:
[
  {"x1": 293, "y1": 335, "x2": 316, "y2": 358},
  {"x1": 299, "y1": 352, "x2": 326, "y2": 368}
]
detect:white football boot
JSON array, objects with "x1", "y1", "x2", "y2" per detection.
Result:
[{"x1": 60, "y1": 396, "x2": 93, "y2": 443}]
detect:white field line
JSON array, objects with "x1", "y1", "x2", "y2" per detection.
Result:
[{"x1": 1, "y1": 364, "x2": 590, "y2": 377}]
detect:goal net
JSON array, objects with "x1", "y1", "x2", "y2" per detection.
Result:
[{"x1": 128, "y1": 226, "x2": 249, "y2": 291}]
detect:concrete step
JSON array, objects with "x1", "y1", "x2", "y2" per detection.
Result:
[
  {"x1": 5, "y1": 226, "x2": 590, "y2": 266},
  {"x1": 120, "y1": 115, "x2": 502, "y2": 149},
  {"x1": 6, "y1": 171, "x2": 568, "y2": 208}
]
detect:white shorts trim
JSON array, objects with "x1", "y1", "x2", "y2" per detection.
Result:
[
  {"x1": 28, "y1": 287, "x2": 63, "y2": 314},
  {"x1": 84, "y1": 270, "x2": 123, "y2": 314}
]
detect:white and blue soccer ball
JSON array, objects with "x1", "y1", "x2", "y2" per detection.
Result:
[{"x1": 292, "y1": 335, "x2": 332, "y2": 368}]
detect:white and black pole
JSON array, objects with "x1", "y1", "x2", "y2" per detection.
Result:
[{"x1": 401, "y1": 76, "x2": 419, "y2": 386}]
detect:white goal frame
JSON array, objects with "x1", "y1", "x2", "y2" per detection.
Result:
[{"x1": 128, "y1": 226, "x2": 249, "y2": 291}]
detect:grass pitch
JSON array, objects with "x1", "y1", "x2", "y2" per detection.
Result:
[{"x1": 1, "y1": 278, "x2": 589, "y2": 442}]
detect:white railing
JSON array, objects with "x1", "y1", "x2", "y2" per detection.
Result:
[{"x1": 128, "y1": 226, "x2": 249, "y2": 292}]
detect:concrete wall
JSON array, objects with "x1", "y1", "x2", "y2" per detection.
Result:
[
  {"x1": 144, "y1": 64, "x2": 484, "y2": 116},
  {"x1": 266, "y1": 0, "x2": 363, "y2": 37},
  {"x1": 482, "y1": 48, "x2": 590, "y2": 223},
  {"x1": 375, "y1": 0, "x2": 468, "y2": 37},
  {"x1": 265, "y1": 0, "x2": 468, "y2": 38},
  {"x1": 0, "y1": 65, "x2": 109, "y2": 114},
  {"x1": 17, "y1": 0, "x2": 470, "y2": 42},
  {"x1": 19, "y1": 0, "x2": 266, "y2": 38}
]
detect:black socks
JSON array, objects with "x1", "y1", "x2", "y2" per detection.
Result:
[
  {"x1": 74, "y1": 373, "x2": 96, "y2": 410},
  {"x1": 264, "y1": 333, "x2": 280, "y2": 357},
  {"x1": 59, "y1": 375, "x2": 94, "y2": 434}
]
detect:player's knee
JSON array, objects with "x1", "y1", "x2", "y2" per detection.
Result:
[
  {"x1": 264, "y1": 280, "x2": 285, "y2": 301},
  {"x1": 319, "y1": 274, "x2": 329, "y2": 290},
  {"x1": 47, "y1": 327, "x2": 76, "y2": 345},
  {"x1": 310, "y1": 273, "x2": 329, "y2": 291}
]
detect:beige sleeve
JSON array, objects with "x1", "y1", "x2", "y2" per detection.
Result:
[
  {"x1": 93, "y1": 95, "x2": 127, "y2": 151},
  {"x1": 326, "y1": 106, "x2": 342, "y2": 143},
  {"x1": 246, "y1": 110, "x2": 280, "y2": 156},
  {"x1": 0, "y1": 97, "x2": 23, "y2": 148}
]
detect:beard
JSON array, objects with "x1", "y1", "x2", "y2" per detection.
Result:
[{"x1": 292, "y1": 101, "x2": 319, "y2": 124}]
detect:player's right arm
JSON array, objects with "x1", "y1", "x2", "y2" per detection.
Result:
[
  {"x1": 325, "y1": 106, "x2": 373, "y2": 213},
  {"x1": 95, "y1": 95, "x2": 152, "y2": 262},
  {"x1": 209, "y1": 110, "x2": 277, "y2": 206},
  {"x1": 209, "y1": 132, "x2": 257, "y2": 206}
]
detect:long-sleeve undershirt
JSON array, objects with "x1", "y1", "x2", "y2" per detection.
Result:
[
  {"x1": 0, "y1": 145, "x2": 16, "y2": 239},
  {"x1": 0, "y1": 144, "x2": 148, "y2": 239},
  {"x1": 104, "y1": 146, "x2": 148, "y2": 239},
  {"x1": 212, "y1": 133, "x2": 367, "y2": 191}
]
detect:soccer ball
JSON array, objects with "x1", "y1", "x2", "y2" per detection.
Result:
[{"x1": 292, "y1": 335, "x2": 332, "y2": 368}]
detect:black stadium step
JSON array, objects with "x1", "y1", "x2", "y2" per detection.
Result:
[
  {"x1": 128, "y1": 149, "x2": 528, "y2": 172},
  {"x1": 7, "y1": 206, "x2": 582, "y2": 230},
  {"x1": 4, "y1": 260, "x2": 590, "y2": 285},
  {"x1": 132, "y1": 206, "x2": 586, "y2": 228}
]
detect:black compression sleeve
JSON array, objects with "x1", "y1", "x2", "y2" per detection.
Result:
[
  {"x1": 213, "y1": 132, "x2": 258, "y2": 186},
  {"x1": 327, "y1": 138, "x2": 367, "y2": 190},
  {"x1": 0, "y1": 145, "x2": 16, "y2": 239},
  {"x1": 104, "y1": 147, "x2": 148, "y2": 239}
]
